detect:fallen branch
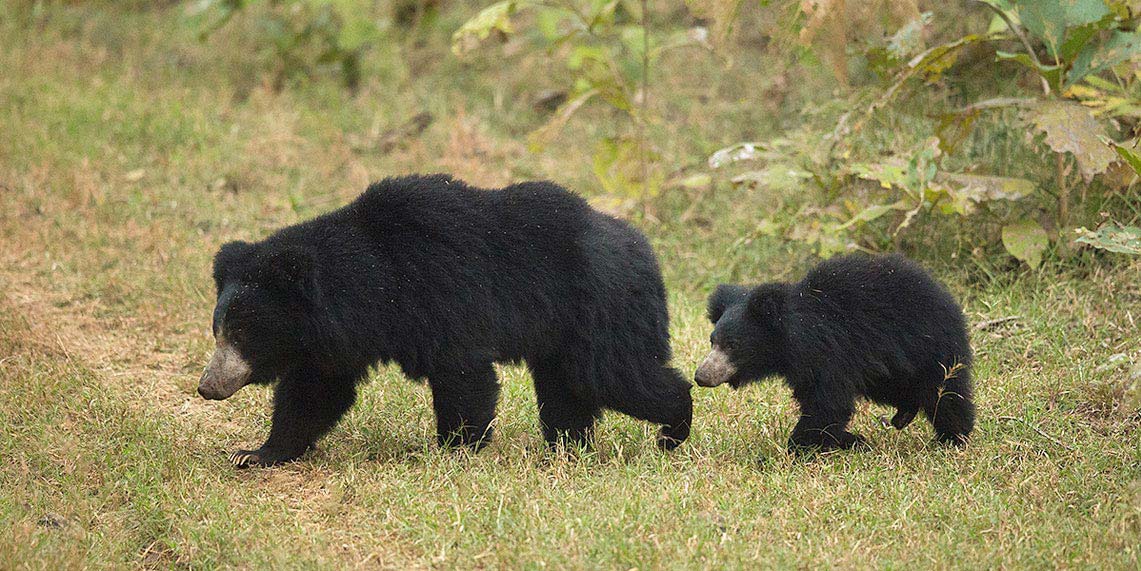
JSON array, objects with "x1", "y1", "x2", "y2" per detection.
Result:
[
  {"x1": 998, "y1": 415, "x2": 1074, "y2": 451},
  {"x1": 975, "y1": 315, "x2": 1022, "y2": 331}
]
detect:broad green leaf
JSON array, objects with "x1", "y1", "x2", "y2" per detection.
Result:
[
  {"x1": 1025, "y1": 100, "x2": 1118, "y2": 181},
  {"x1": 451, "y1": 1, "x2": 532, "y2": 57},
  {"x1": 1074, "y1": 223, "x2": 1141, "y2": 254},
  {"x1": 1017, "y1": 1, "x2": 1066, "y2": 54},
  {"x1": 1002, "y1": 218, "x2": 1049, "y2": 269},
  {"x1": 1017, "y1": 0, "x2": 1109, "y2": 56},
  {"x1": 983, "y1": 1, "x2": 1020, "y2": 35},
  {"x1": 1067, "y1": 31, "x2": 1141, "y2": 88},
  {"x1": 564, "y1": 45, "x2": 632, "y2": 112},
  {"x1": 1114, "y1": 143, "x2": 1141, "y2": 175},
  {"x1": 851, "y1": 159, "x2": 910, "y2": 190},
  {"x1": 567, "y1": 45, "x2": 609, "y2": 70},
  {"x1": 836, "y1": 200, "x2": 910, "y2": 230},
  {"x1": 908, "y1": 34, "x2": 982, "y2": 82},
  {"x1": 729, "y1": 165, "x2": 812, "y2": 192},
  {"x1": 1057, "y1": 16, "x2": 1110, "y2": 62},
  {"x1": 938, "y1": 173, "x2": 1035, "y2": 215}
]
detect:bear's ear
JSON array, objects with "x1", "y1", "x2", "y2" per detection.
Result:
[
  {"x1": 263, "y1": 246, "x2": 321, "y2": 304},
  {"x1": 213, "y1": 240, "x2": 252, "y2": 292},
  {"x1": 707, "y1": 284, "x2": 750, "y2": 323},
  {"x1": 746, "y1": 283, "x2": 787, "y2": 321}
]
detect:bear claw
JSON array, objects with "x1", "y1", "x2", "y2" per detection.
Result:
[{"x1": 229, "y1": 450, "x2": 263, "y2": 468}]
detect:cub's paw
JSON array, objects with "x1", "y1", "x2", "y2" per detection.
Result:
[
  {"x1": 656, "y1": 425, "x2": 689, "y2": 451},
  {"x1": 436, "y1": 428, "x2": 493, "y2": 452},
  {"x1": 788, "y1": 431, "x2": 867, "y2": 455}
]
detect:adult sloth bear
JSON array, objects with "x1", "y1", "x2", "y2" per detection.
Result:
[
  {"x1": 198, "y1": 174, "x2": 692, "y2": 467},
  {"x1": 695, "y1": 254, "x2": 974, "y2": 453}
]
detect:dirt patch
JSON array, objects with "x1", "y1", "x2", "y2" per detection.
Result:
[{"x1": 0, "y1": 245, "x2": 232, "y2": 429}]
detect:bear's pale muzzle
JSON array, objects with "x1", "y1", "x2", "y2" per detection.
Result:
[
  {"x1": 694, "y1": 347, "x2": 736, "y2": 387},
  {"x1": 198, "y1": 339, "x2": 252, "y2": 400}
]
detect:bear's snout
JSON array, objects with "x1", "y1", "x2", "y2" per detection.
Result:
[
  {"x1": 198, "y1": 340, "x2": 252, "y2": 400},
  {"x1": 694, "y1": 347, "x2": 736, "y2": 388}
]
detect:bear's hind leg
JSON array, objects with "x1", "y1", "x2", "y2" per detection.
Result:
[
  {"x1": 231, "y1": 372, "x2": 357, "y2": 468},
  {"x1": 529, "y1": 359, "x2": 601, "y2": 448},
  {"x1": 428, "y1": 363, "x2": 500, "y2": 450},
  {"x1": 891, "y1": 406, "x2": 919, "y2": 430}
]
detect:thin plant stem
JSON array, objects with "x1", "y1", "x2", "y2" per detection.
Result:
[
  {"x1": 975, "y1": 0, "x2": 1050, "y2": 95},
  {"x1": 1057, "y1": 152, "x2": 1069, "y2": 231},
  {"x1": 640, "y1": 0, "x2": 649, "y2": 203}
]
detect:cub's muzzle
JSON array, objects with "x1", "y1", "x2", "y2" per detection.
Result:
[
  {"x1": 197, "y1": 339, "x2": 252, "y2": 400},
  {"x1": 694, "y1": 347, "x2": 736, "y2": 388}
]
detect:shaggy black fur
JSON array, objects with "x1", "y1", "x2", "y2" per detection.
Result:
[
  {"x1": 695, "y1": 253, "x2": 974, "y2": 453},
  {"x1": 206, "y1": 174, "x2": 692, "y2": 467}
]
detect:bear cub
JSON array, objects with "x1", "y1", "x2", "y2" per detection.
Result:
[
  {"x1": 695, "y1": 253, "x2": 974, "y2": 453},
  {"x1": 198, "y1": 174, "x2": 692, "y2": 467}
]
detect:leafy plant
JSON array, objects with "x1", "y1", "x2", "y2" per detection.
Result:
[
  {"x1": 1075, "y1": 222, "x2": 1141, "y2": 254},
  {"x1": 1076, "y1": 141, "x2": 1141, "y2": 256},
  {"x1": 452, "y1": 0, "x2": 716, "y2": 205},
  {"x1": 187, "y1": 0, "x2": 381, "y2": 91},
  {"x1": 712, "y1": 0, "x2": 1141, "y2": 267}
]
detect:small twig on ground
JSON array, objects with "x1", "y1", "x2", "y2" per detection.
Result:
[
  {"x1": 975, "y1": 315, "x2": 1022, "y2": 331},
  {"x1": 998, "y1": 415, "x2": 1074, "y2": 451}
]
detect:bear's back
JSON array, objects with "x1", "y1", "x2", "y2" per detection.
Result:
[
  {"x1": 789, "y1": 253, "x2": 969, "y2": 375},
  {"x1": 349, "y1": 175, "x2": 590, "y2": 245},
  {"x1": 796, "y1": 254, "x2": 957, "y2": 319}
]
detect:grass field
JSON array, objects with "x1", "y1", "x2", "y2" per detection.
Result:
[{"x1": 1, "y1": 3, "x2": 1139, "y2": 569}]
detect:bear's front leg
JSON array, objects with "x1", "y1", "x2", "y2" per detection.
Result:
[
  {"x1": 428, "y1": 364, "x2": 500, "y2": 450},
  {"x1": 231, "y1": 373, "x2": 357, "y2": 468}
]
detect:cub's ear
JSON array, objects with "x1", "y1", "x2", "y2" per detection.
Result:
[
  {"x1": 263, "y1": 246, "x2": 321, "y2": 304},
  {"x1": 746, "y1": 283, "x2": 787, "y2": 321},
  {"x1": 707, "y1": 284, "x2": 750, "y2": 323},
  {"x1": 213, "y1": 240, "x2": 252, "y2": 292}
]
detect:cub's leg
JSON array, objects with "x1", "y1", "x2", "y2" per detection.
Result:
[{"x1": 787, "y1": 382, "x2": 864, "y2": 454}]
